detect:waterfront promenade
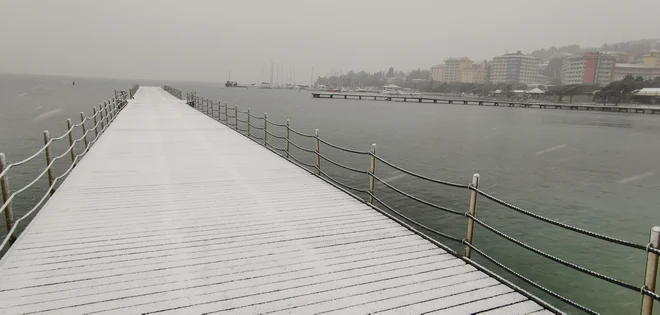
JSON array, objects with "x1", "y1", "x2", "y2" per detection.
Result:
[{"x1": 311, "y1": 92, "x2": 660, "y2": 114}]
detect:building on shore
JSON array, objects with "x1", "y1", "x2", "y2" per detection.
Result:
[
  {"x1": 430, "y1": 64, "x2": 444, "y2": 81},
  {"x1": 605, "y1": 51, "x2": 632, "y2": 63},
  {"x1": 430, "y1": 58, "x2": 485, "y2": 84},
  {"x1": 561, "y1": 52, "x2": 615, "y2": 85},
  {"x1": 460, "y1": 61, "x2": 486, "y2": 84},
  {"x1": 637, "y1": 50, "x2": 660, "y2": 66},
  {"x1": 489, "y1": 51, "x2": 540, "y2": 85},
  {"x1": 614, "y1": 63, "x2": 660, "y2": 81},
  {"x1": 443, "y1": 57, "x2": 473, "y2": 82}
]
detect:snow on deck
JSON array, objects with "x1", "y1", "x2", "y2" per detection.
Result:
[{"x1": 0, "y1": 87, "x2": 551, "y2": 314}]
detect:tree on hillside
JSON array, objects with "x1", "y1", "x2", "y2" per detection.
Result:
[{"x1": 546, "y1": 84, "x2": 598, "y2": 103}]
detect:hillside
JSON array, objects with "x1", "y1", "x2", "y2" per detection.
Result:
[{"x1": 530, "y1": 38, "x2": 660, "y2": 61}]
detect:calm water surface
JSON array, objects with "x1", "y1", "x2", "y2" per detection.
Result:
[{"x1": 1, "y1": 74, "x2": 659, "y2": 314}]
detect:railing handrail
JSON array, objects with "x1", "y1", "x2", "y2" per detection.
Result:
[
  {"x1": 0, "y1": 89, "x2": 132, "y2": 252},
  {"x1": 186, "y1": 90, "x2": 660, "y2": 315}
]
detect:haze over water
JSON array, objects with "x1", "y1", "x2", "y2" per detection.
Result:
[{"x1": 1, "y1": 74, "x2": 659, "y2": 314}]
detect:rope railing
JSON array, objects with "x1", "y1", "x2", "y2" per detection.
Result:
[
  {"x1": 185, "y1": 90, "x2": 660, "y2": 315},
  {"x1": 463, "y1": 241, "x2": 599, "y2": 315},
  {"x1": 369, "y1": 192, "x2": 464, "y2": 243},
  {"x1": 371, "y1": 173, "x2": 463, "y2": 216},
  {"x1": 317, "y1": 153, "x2": 368, "y2": 175},
  {"x1": 318, "y1": 138, "x2": 370, "y2": 155},
  {"x1": 264, "y1": 129, "x2": 285, "y2": 140},
  {"x1": 289, "y1": 127, "x2": 315, "y2": 138},
  {"x1": 288, "y1": 140, "x2": 315, "y2": 153},
  {"x1": 471, "y1": 186, "x2": 648, "y2": 251},
  {"x1": 466, "y1": 213, "x2": 641, "y2": 292},
  {"x1": 265, "y1": 119, "x2": 287, "y2": 127},
  {"x1": 0, "y1": 91, "x2": 129, "y2": 251},
  {"x1": 371, "y1": 154, "x2": 469, "y2": 189}
]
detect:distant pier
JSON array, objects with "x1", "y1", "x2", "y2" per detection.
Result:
[{"x1": 311, "y1": 92, "x2": 660, "y2": 114}]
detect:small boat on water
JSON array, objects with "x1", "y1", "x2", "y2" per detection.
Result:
[{"x1": 225, "y1": 81, "x2": 238, "y2": 87}]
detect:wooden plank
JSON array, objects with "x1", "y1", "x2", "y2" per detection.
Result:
[
  {"x1": 476, "y1": 300, "x2": 545, "y2": 314},
  {"x1": 0, "y1": 87, "x2": 552, "y2": 314}
]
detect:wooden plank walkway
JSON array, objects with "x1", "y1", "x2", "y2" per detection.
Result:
[{"x1": 0, "y1": 87, "x2": 553, "y2": 314}]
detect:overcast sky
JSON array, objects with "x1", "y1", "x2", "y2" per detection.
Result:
[{"x1": 0, "y1": 0, "x2": 658, "y2": 83}]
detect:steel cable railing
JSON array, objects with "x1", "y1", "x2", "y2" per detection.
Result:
[
  {"x1": 182, "y1": 91, "x2": 660, "y2": 315},
  {"x1": 1, "y1": 91, "x2": 128, "y2": 251}
]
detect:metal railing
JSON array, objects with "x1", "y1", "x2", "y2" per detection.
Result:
[
  {"x1": 0, "y1": 89, "x2": 132, "y2": 253},
  {"x1": 163, "y1": 85, "x2": 182, "y2": 99},
  {"x1": 186, "y1": 90, "x2": 659, "y2": 315}
]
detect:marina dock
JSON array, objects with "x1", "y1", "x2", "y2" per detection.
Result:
[
  {"x1": 311, "y1": 92, "x2": 660, "y2": 114},
  {"x1": 0, "y1": 86, "x2": 658, "y2": 314}
]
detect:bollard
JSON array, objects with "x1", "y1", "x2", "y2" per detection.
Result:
[
  {"x1": 79, "y1": 113, "x2": 88, "y2": 151},
  {"x1": 264, "y1": 113, "x2": 268, "y2": 145},
  {"x1": 464, "y1": 173, "x2": 480, "y2": 258},
  {"x1": 285, "y1": 119, "x2": 290, "y2": 158},
  {"x1": 315, "y1": 129, "x2": 321, "y2": 175},
  {"x1": 66, "y1": 119, "x2": 76, "y2": 165},
  {"x1": 0, "y1": 153, "x2": 15, "y2": 242},
  {"x1": 92, "y1": 107, "x2": 99, "y2": 138},
  {"x1": 247, "y1": 109, "x2": 251, "y2": 137},
  {"x1": 43, "y1": 131, "x2": 55, "y2": 195},
  {"x1": 368, "y1": 144, "x2": 377, "y2": 203},
  {"x1": 641, "y1": 226, "x2": 660, "y2": 315}
]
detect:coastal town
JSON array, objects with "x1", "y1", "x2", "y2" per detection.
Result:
[{"x1": 306, "y1": 39, "x2": 660, "y2": 105}]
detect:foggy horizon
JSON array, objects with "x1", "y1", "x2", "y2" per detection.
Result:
[{"x1": 1, "y1": 0, "x2": 658, "y2": 83}]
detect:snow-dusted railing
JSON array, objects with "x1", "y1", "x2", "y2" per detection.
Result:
[
  {"x1": 187, "y1": 90, "x2": 660, "y2": 315},
  {"x1": 0, "y1": 90, "x2": 131, "y2": 254}
]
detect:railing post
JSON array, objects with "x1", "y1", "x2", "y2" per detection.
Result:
[
  {"x1": 263, "y1": 113, "x2": 268, "y2": 145},
  {"x1": 43, "y1": 131, "x2": 55, "y2": 195},
  {"x1": 315, "y1": 129, "x2": 321, "y2": 175},
  {"x1": 0, "y1": 153, "x2": 15, "y2": 242},
  {"x1": 247, "y1": 108, "x2": 251, "y2": 137},
  {"x1": 98, "y1": 104, "x2": 105, "y2": 131},
  {"x1": 79, "y1": 112, "x2": 88, "y2": 151},
  {"x1": 234, "y1": 105, "x2": 238, "y2": 130},
  {"x1": 66, "y1": 119, "x2": 76, "y2": 165},
  {"x1": 641, "y1": 226, "x2": 660, "y2": 315},
  {"x1": 224, "y1": 103, "x2": 228, "y2": 123},
  {"x1": 368, "y1": 143, "x2": 377, "y2": 203},
  {"x1": 285, "y1": 119, "x2": 290, "y2": 158},
  {"x1": 103, "y1": 101, "x2": 110, "y2": 127},
  {"x1": 92, "y1": 107, "x2": 99, "y2": 138},
  {"x1": 464, "y1": 173, "x2": 480, "y2": 258}
]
